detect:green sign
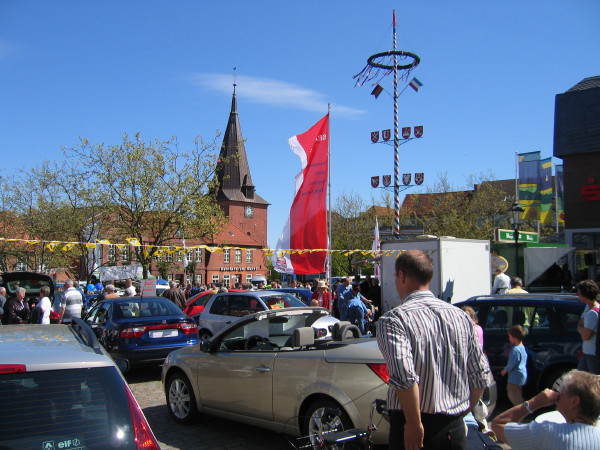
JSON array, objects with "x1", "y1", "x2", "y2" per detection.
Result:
[{"x1": 496, "y1": 229, "x2": 539, "y2": 243}]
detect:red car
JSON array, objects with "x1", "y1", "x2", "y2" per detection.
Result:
[{"x1": 183, "y1": 289, "x2": 246, "y2": 317}]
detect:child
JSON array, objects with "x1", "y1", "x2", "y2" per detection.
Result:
[{"x1": 501, "y1": 325, "x2": 528, "y2": 406}]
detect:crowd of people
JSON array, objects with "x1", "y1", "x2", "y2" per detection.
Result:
[{"x1": 1, "y1": 263, "x2": 598, "y2": 449}]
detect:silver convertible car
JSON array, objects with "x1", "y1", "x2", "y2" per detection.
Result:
[{"x1": 162, "y1": 307, "x2": 392, "y2": 445}]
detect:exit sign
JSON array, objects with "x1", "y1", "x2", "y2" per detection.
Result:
[{"x1": 496, "y1": 229, "x2": 539, "y2": 243}]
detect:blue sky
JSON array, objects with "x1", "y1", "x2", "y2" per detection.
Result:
[{"x1": 1, "y1": 1, "x2": 599, "y2": 247}]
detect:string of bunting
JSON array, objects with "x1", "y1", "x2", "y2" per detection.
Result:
[{"x1": 0, "y1": 237, "x2": 404, "y2": 258}]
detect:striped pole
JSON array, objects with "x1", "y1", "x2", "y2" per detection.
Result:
[{"x1": 393, "y1": 10, "x2": 400, "y2": 239}]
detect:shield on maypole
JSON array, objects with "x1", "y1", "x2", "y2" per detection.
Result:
[
  {"x1": 371, "y1": 131, "x2": 380, "y2": 143},
  {"x1": 402, "y1": 127, "x2": 411, "y2": 139},
  {"x1": 414, "y1": 126, "x2": 423, "y2": 138},
  {"x1": 371, "y1": 176, "x2": 380, "y2": 188},
  {"x1": 383, "y1": 175, "x2": 391, "y2": 187},
  {"x1": 415, "y1": 173, "x2": 424, "y2": 185},
  {"x1": 382, "y1": 129, "x2": 391, "y2": 141},
  {"x1": 402, "y1": 173, "x2": 411, "y2": 185}
]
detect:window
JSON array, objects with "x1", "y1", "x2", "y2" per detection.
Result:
[
  {"x1": 223, "y1": 249, "x2": 230, "y2": 264},
  {"x1": 107, "y1": 245, "x2": 116, "y2": 263},
  {"x1": 122, "y1": 246, "x2": 130, "y2": 263},
  {"x1": 166, "y1": 251, "x2": 173, "y2": 263},
  {"x1": 0, "y1": 367, "x2": 136, "y2": 448},
  {"x1": 195, "y1": 248, "x2": 203, "y2": 262},
  {"x1": 246, "y1": 274, "x2": 253, "y2": 283},
  {"x1": 235, "y1": 249, "x2": 242, "y2": 264},
  {"x1": 212, "y1": 275, "x2": 219, "y2": 285},
  {"x1": 223, "y1": 274, "x2": 230, "y2": 288},
  {"x1": 176, "y1": 250, "x2": 184, "y2": 262},
  {"x1": 246, "y1": 250, "x2": 253, "y2": 263},
  {"x1": 15, "y1": 260, "x2": 27, "y2": 271},
  {"x1": 195, "y1": 274, "x2": 202, "y2": 284}
]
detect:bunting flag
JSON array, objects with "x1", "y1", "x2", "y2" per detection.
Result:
[
  {"x1": 372, "y1": 217, "x2": 381, "y2": 280},
  {"x1": 540, "y1": 158, "x2": 553, "y2": 225},
  {"x1": 371, "y1": 84, "x2": 384, "y2": 98},
  {"x1": 273, "y1": 114, "x2": 329, "y2": 275},
  {"x1": 518, "y1": 151, "x2": 541, "y2": 220},
  {"x1": 409, "y1": 77, "x2": 423, "y2": 92},
  {"x1": 126, "y1": 237, "x2": 141, "y2": 246},
  {"x1": 555, "y1": 164, "x2": 565, "y2": 223}
]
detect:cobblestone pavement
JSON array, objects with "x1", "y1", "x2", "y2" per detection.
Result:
[{"x1": 126, "y1": 366, "x2": 292, "y2": 450}]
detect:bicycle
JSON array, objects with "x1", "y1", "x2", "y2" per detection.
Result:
[{"x1": 288, "y1": 398, "x2": 388, "y2": 450}]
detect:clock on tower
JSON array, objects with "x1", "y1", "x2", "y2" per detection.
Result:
[{"x1": 244, "y1": 205, "x2": 254, "y2": 218}]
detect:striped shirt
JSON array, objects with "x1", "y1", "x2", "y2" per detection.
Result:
[{"x1": 376, "y1": 290, "x2": 490, "y2": 415}]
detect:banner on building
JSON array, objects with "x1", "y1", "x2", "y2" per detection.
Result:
[
  {"x1": 518, "y1": 151, "x2": 541, "y2": 220},
  {"x1": 273, "y1": 114, "x2": 329, "y2": 275},
  {"x1": 556, "y1": 164, "x2": 565, "y2": 223},
  {"x1": 540, "y1": 157, "x2": 553, "y2": 225}
]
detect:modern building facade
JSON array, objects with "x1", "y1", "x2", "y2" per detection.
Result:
[{"x1": 553, "y1": 75, "x2": 600, "y2": 281}]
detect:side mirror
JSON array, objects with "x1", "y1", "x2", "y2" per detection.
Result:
[{"x1": 200, "y1": 340, "x2": 211, "y2": 352}]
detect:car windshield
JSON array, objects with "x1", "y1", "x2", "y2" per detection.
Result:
[
  {"x1": 259, "y1": 293, "x2": 305, "y2": 309},
  {"x1": 218, "y1": 311, "x2": 329, "y2": 351},
  {"x1": 0, "y1": 367, "x2": 136, "y2": 449},
  {"x1": 117, "y1": 299, "x2": 181, "y2": 318}
]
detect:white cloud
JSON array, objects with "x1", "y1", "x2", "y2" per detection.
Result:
[{"x1": 186, "y1": 73, "x2": 366, "y2": 118}]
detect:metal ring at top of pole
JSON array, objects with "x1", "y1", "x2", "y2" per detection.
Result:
[{"x1": 367, "y1": 51, "x2": 420, "y2": 71}]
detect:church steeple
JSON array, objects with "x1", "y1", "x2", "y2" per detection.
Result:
[{"x1": 214, "y1": 88, "x2": 268, "y2": 206}]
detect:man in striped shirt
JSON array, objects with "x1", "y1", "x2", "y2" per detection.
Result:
[{"x1": 376, "y1": 250, "x2": 490, "y2": 450}]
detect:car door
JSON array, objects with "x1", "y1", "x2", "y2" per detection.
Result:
[{"x1": 195, "y1": 318, "x2": 275, "y2": 421}]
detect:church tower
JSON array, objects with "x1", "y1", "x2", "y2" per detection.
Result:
[{"x1": 214, "y1": 86, "x2": 269, "y2": 248}]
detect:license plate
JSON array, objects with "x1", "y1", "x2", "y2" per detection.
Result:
[{"x1": 150, "y1": 329, "x2": 178, "y2": 338}]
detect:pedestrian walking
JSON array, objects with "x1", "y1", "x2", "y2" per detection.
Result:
[{"x1": 501, "y1": 325, "x2": 528, "y2": 405}]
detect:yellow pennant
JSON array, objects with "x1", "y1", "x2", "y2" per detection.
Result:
[
  {"x1": 46, "y1": 242, "x2": 61, "y2": 252},
  {"x1": 62, "y1": 243, "x2": 76, "y2": 251},
  {"x1": 126, "y1": 238, "x2": 141, "y2": 246}
]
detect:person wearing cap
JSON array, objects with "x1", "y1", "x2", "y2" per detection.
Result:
[{"x1": 311, "y1": 280, "x2": 331, "y2": 310}]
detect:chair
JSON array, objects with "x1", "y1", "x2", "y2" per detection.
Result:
[
  {"x1": 121, "y1": 309, "x2": 134, "y2": 318},
  {"x1": 290, "y1": 327, "x2": 315, "y2": 348},
  {"x1": 332, "y1": 321, "x2": 361, "y2": 340}
]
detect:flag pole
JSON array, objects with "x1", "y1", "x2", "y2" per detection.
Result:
[
  {"x1": 327, "y1": 103, "x2": 332, "y2": 285},
  {"x1": 554, "y1": 164, "x2": 559, "y2": 234}
]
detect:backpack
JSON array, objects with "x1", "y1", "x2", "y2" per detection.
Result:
[{"x1": 30, "y1": 306, "x2": 43, "y2": 324}]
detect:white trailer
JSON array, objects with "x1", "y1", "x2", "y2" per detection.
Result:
[{"x1": 380, "y1": 236, "x2": 492, "y2": 313}]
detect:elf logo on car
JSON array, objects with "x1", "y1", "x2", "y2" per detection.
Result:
[
  {"x1": 57, "y1": 438, "x2": 80, "y2": 449},
  {"x1": 43, "y1": 442, "x2": 55, "y2": 450}
]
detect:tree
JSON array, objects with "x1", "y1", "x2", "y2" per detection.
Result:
[
  {"x1": 405, "y1": 173, "x2": 511, "y2": 240},
  {"x1": 330, "y1": 191, "x2": 375, "y2": 276},
  {"x1": 68, "y1": 133, "x2": 227, "y2": 278}
]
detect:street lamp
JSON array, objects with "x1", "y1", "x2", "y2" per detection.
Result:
[{"x1": 509, "y1": 202, "x2": 525, "y2": 278}]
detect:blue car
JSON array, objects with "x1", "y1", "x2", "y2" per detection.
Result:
[{"x1": 84, "y1": 297, "x2": 198, "y2": 369}]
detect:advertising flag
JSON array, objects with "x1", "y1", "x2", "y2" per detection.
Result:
[
  {"x1": 273, "y1": 114, "x2": 329, "y2": 275},
  {"x1": 556, "y1": 164, "x2": 565, "y2": 223},
  {"x1": 518, "y1": 151, "x2": 541, "y2": 220},
  {"x1": 540, "y1": 158, "x2": 553, "y2": 225}
]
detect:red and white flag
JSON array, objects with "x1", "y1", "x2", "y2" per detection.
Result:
[
  {"x1": 273, "y1": 114, "x2": 329, "y2": 275},
  {"x1": 372, "y1": 217, "x2": 381, "y2": 279}
]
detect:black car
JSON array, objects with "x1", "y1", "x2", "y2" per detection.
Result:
[{"x1": 455, "y1": 294, "x2": 584, "y2": 397}]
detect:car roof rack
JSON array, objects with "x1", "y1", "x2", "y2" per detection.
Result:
[{"x1": 70, "y1": 317, "x2": 104, "y2": 355}]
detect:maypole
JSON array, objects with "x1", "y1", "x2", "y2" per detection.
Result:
[
  {"x1": 392, "y1": 11, "x2": 401, "y2": 238},
  {"x1": 353, "y1": 10, "x2": 420, "y2": 239}
]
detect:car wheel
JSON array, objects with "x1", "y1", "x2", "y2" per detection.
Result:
[
  {"x1": 303, "y1": 399, "x2": 353, "y2": 449},
  {"x1": 198, "y1": 329, "x2": 212, "y2": 341},
  {"x1": 166, "y1": 372, "x2": 199, "y2": 424}
]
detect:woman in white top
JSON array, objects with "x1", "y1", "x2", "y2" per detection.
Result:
[
  {"x1": 491, "y1": 369, "x2": 600, "y2": 449},
  {"x1": 36, "y1": 285, "x2": 52, "y2": 324}
]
